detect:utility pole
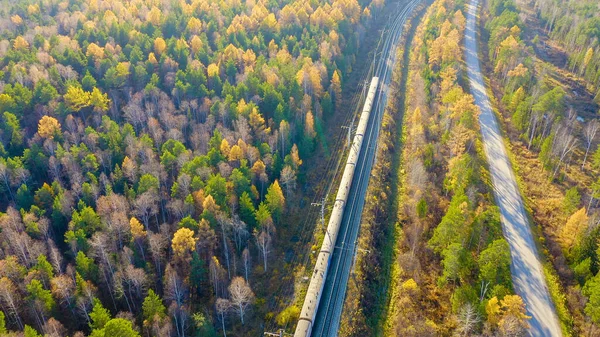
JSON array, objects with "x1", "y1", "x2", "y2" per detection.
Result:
[
  {"x1": 341, "y1": 125, "x2": 352, "y2": 148},
  {"x1": 351, "y1": 244, "x2": 371, "y2": 275},
  {"x1": 264, "y1": 329, "x2": 293, "y2": 337},
  {"x1": 311, "y1": 197, "x2": 326, "y2": 230}
]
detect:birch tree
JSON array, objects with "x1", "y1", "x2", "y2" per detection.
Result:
[
  {"x1": 582, "y1": 120, "x2": 599, "y2": 169},
  {"x1": 228, "y1": 277, "x2": 254, "y2": 324}
]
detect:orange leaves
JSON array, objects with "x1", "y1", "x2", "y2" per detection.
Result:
[
  {"x1": 507, "y1": 63, "x2": 528, "y2": 78},
  {"x1": 37, "y1": 116, "x2": 61, "y2": 139},
  {"x1": 86, "y1": 43, "x2": 104, "y2": 61},
  {"x1": 304, "y1": 111, "x2": 316, "y2": 139},
  {"x1": 330, "y1": 70, "x2": 342, "y2": 107}
]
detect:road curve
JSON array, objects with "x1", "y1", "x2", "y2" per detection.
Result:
[{"x1": 464, "y1": 1, "x2": 562, "y2": 336}]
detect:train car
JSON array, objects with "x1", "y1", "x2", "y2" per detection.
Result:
[{"x1": 294, "y1": 76, "x2": 380, "y2": 337}]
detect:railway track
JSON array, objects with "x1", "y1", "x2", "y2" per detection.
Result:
[{"x1": 294, "y1": 0, "x2": 422, "y2": 336}]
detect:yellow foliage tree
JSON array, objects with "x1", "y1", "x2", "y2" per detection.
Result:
[
  {"x1": 507, "y1": 63, "x2": 528, "y2": 78},
  {"x1": 10, "y1": 15, "x2": 23, "y2": 26},
  {"x1": 453, "y1": 10, "x2": 466, "y2": 31},
  {"x1": 305, "y1": 111, "x2": 316, "y2": 139},
  {"x1": 486, "y1": 295, "x2": 530, "y2": 330},
  {"x1": 122, "y1": 156, "x2": 137, "y2": 182},
  {"x1": 582, "y1": 47, "x2": 594, "y2": 75},
  {"x1": 500, "y1": 295, "x2": 530, "y2": 321},
  {"x1": 229, "y1": 145, "x2": 243, "y2": 162},
  {"x1": 290, "y1": 144, "x2": 302, "y2": 168},
  {"x1": 260, "y1": 13, "x2": 278, "y2": 32},
  {"x1": 13, "y1": 36, "x2": 29, "y2": 50},
  {"x1": 220, "y1": 139, "x2": 231, "y2": 157},
  {"x1": 202, "y1": 194, "x2": 220, "y2": 216},
  {"x1": 251, "y1": 160, "x2": 266, "y2": 179},
  {"x1": 190, "y1": 35, "x2": 203, "y2": 55},
  {"x1": 187, "y1": 17, "x2": 202, "y2": 34},
  {"x1": 64, "y1": 86, "x2": 91, "y2": 112},
  {"x1": 171, "y1": 228, "x2": 197, "y2": 258},
  {"x1": 330, "y1": 70, "x2": 342, "y2": 108},
  {"x1": 38, "y1": 116, "x2": 61, "y2": 139},
  {"x1": 86, "y1": 43, "x2": 105, "y2": 60},
  {"x1": 148, "y1": 52, "x2": 158, "y2": 65},
  {"x1": 90, "y1": 87, "x2": 110, "y2": 111},
  {"x1": 27, "y1": 4, "x2": 39, "y2": 15},
  {"x1": 560, "y1": 207, "x2": 588, "y2": 250},
  {"x1": 486, "y1": 296, "x2": 501, "y2": 326},
  {"x1": 207, "y1": 63, "x2": 220, "y2": 78},
  {"x1": 154, "y1": 37, "x2": 167, "y2": 56},
  {"x1": 130, "y1": 217, "x2": 146, "y2": 239},
  {"x1": 147, "y1": 6, "x2": 162, "y2": 26},
  {"x1": 509, "y1": 87, "x2": 526, "y2": 112}
]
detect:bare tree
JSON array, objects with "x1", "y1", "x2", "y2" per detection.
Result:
[
  {"x1": 50, "y1": 274, "x2": 75, "y2": 314},
  {"x1": 230, "y1": 217, "x2": 249, "y2": 253},
  {"x1": 148, "y1": 231, "x2": 168, "y2": 279},
  {"x1": 552, "y1": 126, "x2": 578, "y2": 179},
  {"x1": 228, "y1": 277, "x2": 255, "y2": 324},
  {"x1": 90, "y1": 233, "x2": 118, "y2": 310},
  {"x1": 0, "y1": 277, "x2": 23, "y2": 329},
  {"x1": 279, "y1": 165, "x2": 297, "y2": 199},
  {"x1": 0, "y1": 160, "x2": 14, "y2": 201},
  {"x1": 456, "y1": 303, "x2": 480, "y2": 337},
  {"x1": 135, "y1": 192, "x2": 159, "y2": 231},
  {"x1": 582, "y1": 120, "x2": 599, "y2": 169},
  {"x1": 242, "y1": 248, "x2": 250, "y2": 282},
  {"x1": 46, "y1": 240, "x2": 63, "y2": 274},
  {"x1": 164, "y1": 265, "x2": 188, "y2": 337},
  {"x1": 255, "y1": 229, "x2": 271, "y2": 272},
  {"x1": 43, "y1": 317, "x2": 66, "y2": 337},
  {"x1": 216, "y1": 298, "x2": 230, "y2": 337},
  {"x1": 97, "y1": 194, "x2": 130, "y2": 249},
  {"x1": 217, "y1": 214, "x2": 232, "y2": 278},
  {"x1": 499, "y1": 315, "x2": 527, "y2": 337}
]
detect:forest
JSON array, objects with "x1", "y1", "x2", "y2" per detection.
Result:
[
  {"x1": 376, "y1": 0, "x2": 531, "y2": 335},
  {"x1": 481, "y1": 0, "x2": 600, "y2": 334},
  {"x1": 0, "y1": 0, "x2": 384, "y2": 335}
]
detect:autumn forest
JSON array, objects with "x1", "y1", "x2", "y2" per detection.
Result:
[
  {"x1": 1, "y1": 0, "x2": 600, "y2": 335},
  {"x1": 0, "y1": 0, "x2": 385, "y2": 335}
]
